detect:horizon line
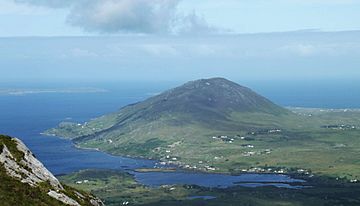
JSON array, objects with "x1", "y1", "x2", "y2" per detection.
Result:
[{"x1": 1, "y1": 29, "x2": 360, "y2": 39}]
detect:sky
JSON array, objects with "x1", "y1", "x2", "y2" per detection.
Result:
[
  {"x1": 1, "y1": 0, "x2": 360, "y2": 36},
  {"x1": 0, "y1": 0, "x2": 360, "y2": 83}
]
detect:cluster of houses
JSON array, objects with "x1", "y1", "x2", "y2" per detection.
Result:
[
  {"x1": 239, "y1": 167, "x2": 311, "y2": 175},
  {"x1": 75, "y1": 179, "x2": 89, "y2": 184},
  {"x1": 162, "y1": 154, "x2": 179, "y2": 162},
  {"x1": 211, "y1": 133, "x2": 274, "y2": 143},
  {"x1": 157, "y1": 152, "x2": 218, "y2": 171},
  {"x1": 122, "y1": 201, "x2": 130, "y2": 205},
  {"x1": 211, "y1": 135, "x2": 235, "y2": 143},
  {"x1": 240, "y1": 167, "x2": 285, "y2": 173},
  {"x1": 238, "y1": 136, "x2": 255, "y2": 141},
  {"x1": 157, "y1": 136, "x2": 275, "y2": 172},
  {"x1": 248, "y1": 129, "x2": 282, "y2": 136},
  {"x1": 204, "y1": 165, "x2": 216, "y2": 171},
  {"x1": 209, "y1": 129, "x2": 282, "y2": 144},
  {"x1": 321, "y1": 124, "x2": 356, "y2": 130},
  {"x1": 241, "y1": 149, "x2": 271, "y2": 157},
  {"x1": 335, "y1": 177, "x2": 359, "y2": 183},
  {"x1": 241, "y1": 144, "x2": 254, "y2": 148},
  {"x1": 156, "y1": 160, "x2": 217, "y2": 172},
  {"x1": 180, "y1": 160, "x2": 217, "y2": 171},
  {"x1": 242, "y1": 151, "x2": 256, "y2": 157},
  {"x1": 268, "y1": 129, "x2": 282, "y2": 133}
]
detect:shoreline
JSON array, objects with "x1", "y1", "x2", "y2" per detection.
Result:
[{"x1": 42, "y1": 133, "x2": 356, "y2": 186}]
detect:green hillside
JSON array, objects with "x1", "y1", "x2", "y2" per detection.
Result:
[{"x1": 45, "y1": 78, "x2": 360, "y2": 179}]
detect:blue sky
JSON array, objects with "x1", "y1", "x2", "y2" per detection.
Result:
[
  {"x1": 1, "y1": 0, "x2": 360, "y2": 36},
  {"x1": 0, "y1": 0, "x2": 359, "y2": 82}
]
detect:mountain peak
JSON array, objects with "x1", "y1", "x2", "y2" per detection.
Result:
[
  {"x1": 182, "y1": 77, "x2": 238, "y2": 88},
  {"x1": 158, "y1": 77, "x2": 286, "y2": 115}
]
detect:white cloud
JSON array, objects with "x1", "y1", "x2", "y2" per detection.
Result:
[
  {"x1": 14, "y1": 0, "x2": 73, "y2": 8},
  {"x1": 0, "y1": 0, "x2": 50, "y2": 15},
  {"x1": 13, "y1": 0, "x2": 219, "y2": 34}
]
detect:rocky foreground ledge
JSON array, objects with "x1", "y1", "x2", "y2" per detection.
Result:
[{"x1": 0, "y1": 135, "x2": 104, "y2": 206}]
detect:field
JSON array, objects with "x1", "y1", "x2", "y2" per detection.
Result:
[
  {"x1": 48, "y1": 108, "x2": 360, "y2": 180},
  {"x1": 59, "y1": 169, "x2": 360, "y2": 206}
]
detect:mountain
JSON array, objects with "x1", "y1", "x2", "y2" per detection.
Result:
[
  {"x1": 46, "y1": 77, "x2": 300, "y2": 167},
  {"x1": 0, "y1": 135, "x2": 104, "y2": 206},
  {"x1": 46, "y1": 77, "x2": 291, "y2": 136},
  {"x1": 111, "y1": 77, "x2": 288, "y2": 127}
]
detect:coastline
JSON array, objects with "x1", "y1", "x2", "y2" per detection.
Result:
[{"x1": 41, "y1": 133, "x2": 357, "y2": 187}]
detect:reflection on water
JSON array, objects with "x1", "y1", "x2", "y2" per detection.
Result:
[{"x1": 131, "y1": 171, "x2": 306, "y2": 189}]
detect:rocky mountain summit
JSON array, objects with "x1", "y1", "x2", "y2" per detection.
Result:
[{"x1": 0, "y1": 134, "x2": 104, "y2": 206}]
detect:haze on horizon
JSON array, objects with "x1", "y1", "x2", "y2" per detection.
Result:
[{"x1": 0, "y1": 0, "x2": 360, "y2": 83}]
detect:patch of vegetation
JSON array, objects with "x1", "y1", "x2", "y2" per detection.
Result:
[
  {"x1": 62, "y1": 184, "x2": 100, "y2": 206},
  {"x1": 0, "y1": 164, "x2": 66, "y2": 206},
  {"x1": 59, "y1": 169, "x2": 198, "y2": 206},
  {"x1": 0, "y1": 135, "x2": 25, "y2": 162},
  {"x1": 108, "y1": 138, "x2": 167, "y2": 157},
  {"x1": 0, "y1": 165, "x2": 99, "y2": 206},
  {"x1": 44, "y1": 112, "x2": 120, "y2": 139}
]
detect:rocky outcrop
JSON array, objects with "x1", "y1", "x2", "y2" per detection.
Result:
[
  {"x1": 0, "y1": 138, "x2": 63, "y2": 190},
  {"x1": 0, "y1": 136, "x2": 104, "y2": 206},
  {"x1": 48, "y1": 190, "x2": 81, "y2": 206}
]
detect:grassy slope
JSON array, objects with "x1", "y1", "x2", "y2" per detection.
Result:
[
  {"x1": 60, "y1": 169, "x2": 360, "y2": 206},
  {"x1": 0, "y1": 165, "x2": 66, "y2": 206},
  {"x1": 47, "y1": 108, "x2": 360, "y2": 179},
  {"x1": 0, "y1": 135, "x2": 99, "y2": 206}
]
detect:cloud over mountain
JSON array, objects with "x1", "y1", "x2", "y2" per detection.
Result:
[{"x1": 14, "y1": 0, "x2": 218, "y2": 34}]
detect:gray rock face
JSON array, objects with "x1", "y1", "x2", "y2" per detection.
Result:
[
  {"x1": 89, "y1": 198, "x2": 105, "y2": 206},
  {"x1": 20, "y1": 138, "x2": 63, "y2": 189},
  {"x1": 48, "y1": 190, "x2": 81, "y2": 206},
  {"x1": 0, "y1": 137, "x2": 104, "y2": 206}
]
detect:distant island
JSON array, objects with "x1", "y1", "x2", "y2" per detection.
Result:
[
  {"x1": 0, "y1": 88, "x2": 107, "y2": 96},
  {"x1": 46, "y1": 78, "x2": 360, "y2": 181}
]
